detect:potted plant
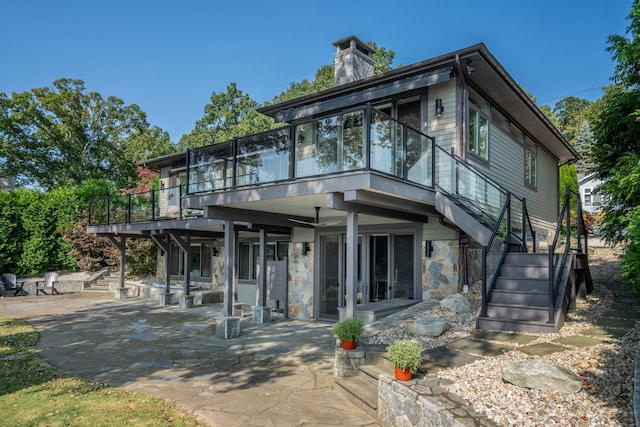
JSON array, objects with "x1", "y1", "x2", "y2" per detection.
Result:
[
  {"x1": 332, "y1": 317, "x2": 364, "y2": 350},
  {"x1": 386, "y1": 340, "x2": 422, "y2": 381}
]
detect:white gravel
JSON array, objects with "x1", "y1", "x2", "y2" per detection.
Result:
[{"x1": 365, "y1": 246, "x2": 638, "y2": 426}]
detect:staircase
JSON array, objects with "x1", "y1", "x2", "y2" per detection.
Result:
[
  {"x1": 334, "y1": 348, "x2": 392, "y2": 418},
  {"x1": 476, "y1": 253, "x2": 570, "y2": 333},
  {"x1": 83, "y1": 268, "x2": 116, "y2": 293}
]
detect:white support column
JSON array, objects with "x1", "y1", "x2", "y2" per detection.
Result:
[
  {"x1": 257, "y1": 228, "x2": 267, "y2": 307},
  {"x1": 223, "y1": 219, "x2": 236, "y2": 317},
  {"x1": 345, "y1": 209, "x2": 358, "y2": 318}
]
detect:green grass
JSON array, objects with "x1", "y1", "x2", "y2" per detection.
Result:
[{"x1": 0, "y1": 316, "x2": 206, "y2": 426}]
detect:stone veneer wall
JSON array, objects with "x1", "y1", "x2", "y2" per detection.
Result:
[
  {"x1": 287, "y1": 242, "x2": 314, "y2": 320},
  {"x1": 422, "y1": 240, "x2": 461, "y2": 297}
]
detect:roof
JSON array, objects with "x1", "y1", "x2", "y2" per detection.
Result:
[{"x1": 258, "y1": 43, "x2": 578, "y2": 164}]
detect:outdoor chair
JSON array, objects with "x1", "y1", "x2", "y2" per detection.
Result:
[
  {"x1": 0, "y1": 273, "x2": 26, "y2": 297},
  {"x1": 36, "y1": 272, "x2": 60, "y2": 296}
]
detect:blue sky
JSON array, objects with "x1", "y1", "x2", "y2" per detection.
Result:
[{"x1": 1, "y1": 1, "x2": 632, "y2": 142}]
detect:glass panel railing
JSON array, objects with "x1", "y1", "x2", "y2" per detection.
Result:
[
  {"x1": 406, "y1": 127, "x2": 433, "y2": 187},
  {"x1": 370, "y1": 110, "x2": 403, "y2": 177},
  {"x1": 434, "y1": 144, "x2": 506, "y2": 228},
  {"x1": 295, "y1": 110, "x2": 364, "y2": 178},
  {"x1": 236, "y1": 127, "x2": 291, "y2": 186},
  {"x1": 129, "y1": 192, "x2": 155, "y2": 223},
  {"x1": 188, "y1": 142, "x2": 233, "y2": 193},
  {"x1": 89, "y1": 199, "x2": 109, "y2": 226},
  {"x1": 108, "y1": 194, "x2": 129, "y2": 224}
]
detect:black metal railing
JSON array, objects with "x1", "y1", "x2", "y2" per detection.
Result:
[
  {"x1": 88, "y1": 185, "x2": 204, "y2": 226},
  {"x1": 547, "y1": 187, "x2": 588, "y2": 323}
]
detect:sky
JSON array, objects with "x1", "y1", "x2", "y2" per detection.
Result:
[{"x1": 1, "y1": 1, "x2": 633, "y2": 142}]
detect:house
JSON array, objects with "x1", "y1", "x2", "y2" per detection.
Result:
[
  {"x1": 87, "y1": 36, "x2": 590, "y2": 334},
  {"x1": 578, "y1": 172, "x2": 604, "y2": 215}
]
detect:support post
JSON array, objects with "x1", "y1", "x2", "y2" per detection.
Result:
[
  {"x1": 223, "y1": 220, "x2": 236, "y2": 317},
  {"x1": 345, "y1": 209, "x2": 358, "y2": 319},
  {"x1": 257, "y1": 228, "x2": 267, "y2": 307},
  {"x1": 106, "y1": 235, "x2": 127, "y2": 298}
]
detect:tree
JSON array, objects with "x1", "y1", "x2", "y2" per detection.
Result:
[
  {"x1": 126, "y1": 126, "x2": 176, "y2": 164},
  {"x1": 553, "y1": 96, "x2": 592, "y2": 143},
  {"x1": 0, "y1": 78, "x2": 149, "y2": 190},
  {"x1": 591, "y1": 0, "x2": 640, "y2": 290},
  {"x1": 573, "y1": 121, "x2": 596, "y2": 175},
  {"x1": 177, "y1": 83, "x2": 275, "y2": 150}
]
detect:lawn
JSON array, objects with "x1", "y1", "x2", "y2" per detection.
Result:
[{"x1": 0, "y1": 316, "x2": 206, "y2": 426}]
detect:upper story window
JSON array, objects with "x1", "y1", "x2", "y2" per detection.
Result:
[
  {"x1": 584, "y1": 187, "x2": 592, "y2": 205},
  {"x1": 524, "y1": 137, "x2": 537, "y2": 188},
  {"x1": 468, "y1": 90, "x2": 489, "y2": 161},
  {"x1": 468, "y1": 106, "x2": 489, "y2": 160}
]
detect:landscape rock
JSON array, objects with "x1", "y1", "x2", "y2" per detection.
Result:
[
  {"x1": 439, "y1": 294, "x2": 470, "y2": 313},
  {"x1": 502, "y1": 360, "x2": 582, "y2": 394},
  {"x1": 408, "y1": 317, "x2": 449, "y2": 337}
]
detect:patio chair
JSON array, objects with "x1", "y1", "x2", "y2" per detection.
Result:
[
  {"x1": 1, "y1": 273, "x2": 26, "y2": 297},
  {"x1": 36, "y1": 272, "x2": 60, "y2": 296}
]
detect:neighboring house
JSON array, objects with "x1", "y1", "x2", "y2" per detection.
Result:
[
  {"x1": 578, "y1": 172, "x2": 604, "y2": 215},
  {"x1": 0, "y1": 174, "x2": 15, "y2": 191},
  {"x1": 88, "y1": 36, "x2": 588, "y2": 333}
]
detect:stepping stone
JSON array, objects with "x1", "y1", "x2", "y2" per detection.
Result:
[
  {"x1": 422, "y1": 346, "x2": 480, "y2": 368},
  {"x1": 447, "y1": 338, "x2": 512, "y2": 357},
  {"x1": 518, "y1": 342, "x2": 569, "y2": 356},
  {"x1": 553, "y1": 335, "x2": 604, "y2": 348},
  {"x1": 596, "y1": 317, "x2": 638, "y2": 329},
  {"x1": 472, "y1": 330, "x2": 538, "y2": 345},
  {"x1": 581, "y1": 326, "x2": 629, "y2": 339}
]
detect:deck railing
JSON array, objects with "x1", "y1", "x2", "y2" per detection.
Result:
[{"x1": 89, "y1": 105, "x2": 525, "y2": 230}]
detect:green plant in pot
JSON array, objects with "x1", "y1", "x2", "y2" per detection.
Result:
[
  {"x1": 332, "y1": 317, "x2": 364, "y2": 350},
  {"x1": 386, "y1": 339, "x2": 422, "y2": 381}
]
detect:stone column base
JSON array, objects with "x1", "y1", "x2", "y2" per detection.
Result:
[
  {"x1": 334, "y1": 345, "x2": 365, "y2": 377},
  {"x1": 159, "y1": 292, "x2": 174, "y2": 306},
  {"x1": 216, "y1": 317, "x2": 241, "y2": 339},
  {"x1": 252, "y1": 306, "x2": 271, "y2": 323},
  {"x1": 114, "y1": 287, "x2": 129, "y2": 299},
  {"x1": 179, "y1": 294, "x2": 195, "y2": 309},
  {"x1": 233, "y1": 303, "x2": 244, "y2": 317}
]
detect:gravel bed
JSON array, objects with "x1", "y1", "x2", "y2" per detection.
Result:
[{"x1": 365, "y1": 246, "x2": 638, "y2": 426}]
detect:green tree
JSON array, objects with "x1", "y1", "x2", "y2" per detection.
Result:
[
  {"x1": 126, "y1": 126, "x2": 176, "y2": 164},
  {"x1": 553, "y1": 96, "x2": 592, "y2": 143},
  {"x1": 0, "y1": 78, "x2": 149, "y2": 190},
  {"x1": 591, "y1": 0, "x2": 640, "y2": 290},
  {"x1": 573, "y1": 121, "x2": 596, "y2": 175},
  {"x1": 177, "y1": 83, "x2": 275, "y2": 150}
]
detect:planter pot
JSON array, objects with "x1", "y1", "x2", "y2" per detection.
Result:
[
  {"x1": 394, "y1": 365, "x2": 412, "y2": 381},
  {"x1": 341, "y1": 339, "x2": 356, "y2": 350}
]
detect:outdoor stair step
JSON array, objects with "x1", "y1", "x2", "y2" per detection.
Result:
[
  {"x1": 504, "y1": 253, "x2": 550, "y2": 266},
  {"x1": 494, "y1": 277, "x2": 549, "y2": 292},
  {"x1": 335, "y1": 375, "x2": 378, "y2": 416},
  {"x1": 477, "y1": 316, "x2": 558, "y2": 333},
  {"x1": 490, "y1": 289, "x2": 550, "y2": 306},
  {"x1": 486, "y1": 302, "x2": 558, "y2": 321},
  {"x1": 359, "y1": 363, "x2": 393, "y2": 384},
  {"x1": 500, "y1": 265, "x2": 549, "y2": 280}
]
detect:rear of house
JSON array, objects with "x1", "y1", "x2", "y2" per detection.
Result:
[{"x1": 88, "y1": 36, "x2": 585, "y2": 331}]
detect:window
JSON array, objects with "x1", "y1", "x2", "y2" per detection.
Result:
[
  {"x1": 238, "y1": 241, "x2": 289, "y2": 280},
  {"x1": 584, "y1": 187, "x2": 592, "y2": 205},
  {"x1": 469, "y1": 106, "x2": 489, "y2": 160},
  {"x1": 170, "y1": 242, "x2": 213, "y2": 277},
  {"x1": 524, "y1": 138, "x2": 537, "y2": 188}
]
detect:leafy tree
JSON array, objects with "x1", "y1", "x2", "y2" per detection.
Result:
[
  {"x1": 0, "y1": 78, "x2": 149, "y2": 190},
  {"x1": 177, "y1": 83, "x2": 275, "y2": 150},
  {"x1": 553, "y1": 96, "x2": 592, "y2": 143},
  {"x1": 126, "y1": 126, "x2": 176, "y2": 164},
  {"x1": 591, "y1": 0, "x2": 640, "y2": 290}
]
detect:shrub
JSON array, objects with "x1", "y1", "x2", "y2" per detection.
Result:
[
  {"x1": 386, "y1": 340, "x2": 422, "y2": 372},
  {"x1": 331, "y1": 317, "x2": 364, "y2": 342}
]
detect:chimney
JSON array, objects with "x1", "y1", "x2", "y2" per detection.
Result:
[{"x1": 333, "y1": 35, "x2": 376, "y2": 86}]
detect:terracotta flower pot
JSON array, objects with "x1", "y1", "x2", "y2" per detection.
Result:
[
  {"x1": 394, "y1": 365, "x2": 412, "y2": 381},
  {"x1": 341, "y1": 339, "x2": 356, "y2": 350}
]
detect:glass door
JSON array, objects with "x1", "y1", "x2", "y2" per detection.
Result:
[
  {"x1": 319, "y1": 235, "x2": 341, "y2": 319},
  {"x1": 369, "y1": 235, "x2": 389, "y2": 302}
]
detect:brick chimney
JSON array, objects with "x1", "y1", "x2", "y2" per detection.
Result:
[{"x1": 333, "y1": 35, "x2": 376, "y2": 86}]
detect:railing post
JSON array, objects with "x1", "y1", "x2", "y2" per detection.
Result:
[
  {"x1": 364, "y1": 104, "x2": 371, "y2": 171},
  {"x1": 481, "y1": 246, "x2": 488, "y2": 317},
  {"x1": 127, "y1": 193, "x2": 132, "y2": 223},
  {"x1": 185, "y1": 149, "x2": 191, "y2": 194},
  {"x1": 521, "y1": 197, "x2": 527, "y2": 252},
  {"x1": 576, "y1": 193, "x2": 583, "y2": 253},
  {"x1": 402, "y1": 121, "x2": 408, "y2": 179},
  {"x1": 151, "y1": 189, "x2": 156, "y2": 221},
  {"x1": 548, "y1": 250, "x2": 554, "y2": 323},
  {"x1": 107, "y1": 198, "x2": 111, "y2": 225},
  {"x1": 289, "y1": 123, "x2": 296, "y2": 179},
  {"x1": 88, "y1": 200, "x2": 93, "y2": 226},
  {"x1": 506, "y1": 193, "x2": 511, "y2": 248},
  {"x1": 231, "y1": 138, "x2": 238, "y2": 188},
  {"x1": 431, "y1": 137, "x2": 436, "y2": 188}
]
